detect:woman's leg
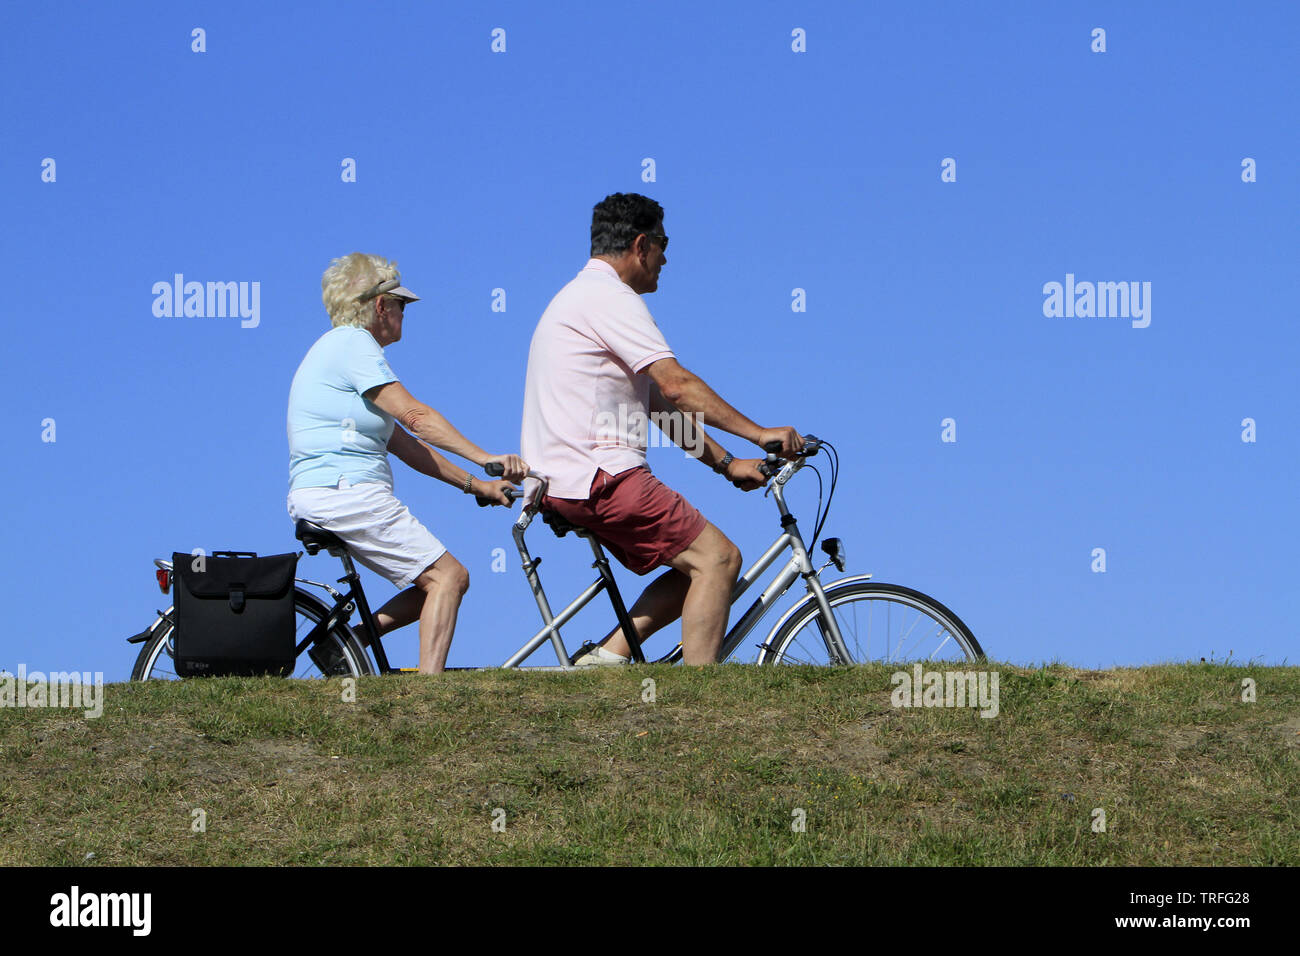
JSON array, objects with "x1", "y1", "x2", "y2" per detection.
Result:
[
  {"x1": 410, "y1": 552, "x2": 470, "y2": 673},
  {"x1": 370, "y1": 586, "x2": 424, "y2": 642}
]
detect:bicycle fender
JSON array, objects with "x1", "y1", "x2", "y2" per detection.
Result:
[{"x1": 127, "y1": 607, "x2": 174, "y2": 644}]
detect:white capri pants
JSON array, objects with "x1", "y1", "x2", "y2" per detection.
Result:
[{"x1": 287, "y1": 479, "x2": 447, "y2": 590}]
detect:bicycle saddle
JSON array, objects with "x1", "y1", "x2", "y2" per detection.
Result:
[
  {"x1": 541, "y1": 510, "x2": 590, "y2": 540},
  {"x1": 294, "y1": 519, "x2": 348, "y2": 556}
]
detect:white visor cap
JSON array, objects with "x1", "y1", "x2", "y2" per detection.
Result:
[{"x1": 357, "y1": 277, "x2": 420, "y2": 303}]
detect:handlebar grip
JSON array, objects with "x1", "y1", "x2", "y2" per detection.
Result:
[
  {"x1": 734, "y1": 461, "x2": 775, "y2": 488},
  {"x1": 484, "y1": 462, "x2": 505, "y2": 477},
  {"x1": 477, "y1": 487, "x2": 520, "y2": 507},
  {"x1": 763, "y1": 440, "x2": 783, "y2": 455}
]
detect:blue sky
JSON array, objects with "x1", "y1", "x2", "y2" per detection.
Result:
[{"x1": 2, "y1": 1, "x2": 1295, "y2": 680}]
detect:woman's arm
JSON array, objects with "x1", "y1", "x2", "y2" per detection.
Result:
[
  {"x1": 387, "y1": 424, "x2": 472, "y2": 487},
  {"x1": 387, "y1": 425, "x2": 516, "y2": 503},
  {"x1": 367, "y1": 381, "x2": 487, "y2": 463},
  {"x1": 366, "y1": 380, "x2": 526, "y2": 482}
]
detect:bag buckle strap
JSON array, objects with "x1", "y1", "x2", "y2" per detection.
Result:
[{"x1": 229, "y1": 584, "x2": 246, "y2": 613}]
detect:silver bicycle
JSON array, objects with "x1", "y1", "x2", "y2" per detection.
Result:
[{"x1": 490, "y1": 435, "x2": 984, "y2": 667}]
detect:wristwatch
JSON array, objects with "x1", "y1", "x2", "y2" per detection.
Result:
[{"x1": 713, "y1": 452, "x2": 733, "y2": 475}]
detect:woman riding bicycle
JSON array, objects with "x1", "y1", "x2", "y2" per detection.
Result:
[{"x1": 286, "y1": 253, "x2": 526, "y2": 673}]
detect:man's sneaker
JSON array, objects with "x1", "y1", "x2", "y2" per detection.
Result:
[
  {"x1": 309, "y1": 639, "x2": 351, "y2": 676},
  {"x1": 570, "y1": 641, "x2": 630, "y2": 667}
]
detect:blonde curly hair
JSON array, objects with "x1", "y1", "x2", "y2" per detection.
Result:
[{"x1": 321, "y1": 253, "x2": 402, "y2": 329}]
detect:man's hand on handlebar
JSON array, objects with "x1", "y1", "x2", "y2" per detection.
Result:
[
  {"x1": 726, "y1": 458, "x2": 769, "y2": 492},
  {"x1": 755, "y1": 427, "x2": 804, "y2": 459},
  {"x1": 485, "y1": 454, "x2": 528, "y2": 484}
]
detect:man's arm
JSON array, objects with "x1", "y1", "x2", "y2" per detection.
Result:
[
  {"x1": 645, "y1": 357, "x2": 760, "y2": 443},
  {"x1": 645, "y1": 357, "x2": 802, "y2": 457},
  {"x1": 648, "y1": 380, "x2": 729, "y2": 471},
  {"x1": 647, "y1": 380, "x2": 780, "y2": 492}
]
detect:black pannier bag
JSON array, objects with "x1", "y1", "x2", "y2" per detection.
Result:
[{"x1": 171, "y1": 551, "x2": 299, "y2": 677}]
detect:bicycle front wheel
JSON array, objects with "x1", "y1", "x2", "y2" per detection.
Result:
[
  {"x1": 130, "y1": 588, "x2": 374, "y2": 680},
  {"x1": 757, "y1": 581, "x2": 984, "y2": 665}
]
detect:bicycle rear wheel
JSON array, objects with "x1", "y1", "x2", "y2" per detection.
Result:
[
  {"x1": 757, "y1": 581, "x2": 983, "y2": 665},
  {"x1": 130, "y1": 588, "x2": 374, "y2": 680}
]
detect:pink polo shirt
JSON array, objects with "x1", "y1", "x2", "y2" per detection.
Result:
[{"x1": 520, "y1": 259, "x2": 675, "y2": 500}]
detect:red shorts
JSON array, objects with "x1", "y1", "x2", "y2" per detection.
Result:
[{"x1": 542, "y1": 466, "x2": 708, "y2": 575}]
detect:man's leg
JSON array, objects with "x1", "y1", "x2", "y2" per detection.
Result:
[
  {"x1": 597, "y1": 522, "x2": 741, "y2": 665},
  {"x1": 666, "y1": 523, "x2": 742, "y2": 664},
  {"x1": 592, "y1": 568, "x2": 690, "y2": 657}
]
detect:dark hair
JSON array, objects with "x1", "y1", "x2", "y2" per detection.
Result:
[{"x1": 590, "y1": 193, "x2": 664, "y2": 257}]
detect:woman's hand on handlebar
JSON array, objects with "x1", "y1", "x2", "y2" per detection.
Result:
[
  {"x1": 476, "y1": 479, "x2": 519, "y2": 507},
  {"x1": 485, "y1": 454, "x2": 528, "y2": 483},
  {"x1": 755, "y1": 427, "x2": 804, "y2": 459}
]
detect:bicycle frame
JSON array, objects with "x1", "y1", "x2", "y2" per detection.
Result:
[
  {"x1": 496, "y1": 448, "x2": 852, "y2": 668},
  {"x1": 133, "y1": 444, "x2": 851, "y2": 674},
  {"x1": 292, "y1": 550, "x2": 396, "y2": 674}
]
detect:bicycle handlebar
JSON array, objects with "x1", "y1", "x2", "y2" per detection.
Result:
[
  {"x1": 732, "y1": 434, "x2": 821, "y2": 488},
  {"x1": 480, "y1": 436, "x2": 821, "y2": 499}
]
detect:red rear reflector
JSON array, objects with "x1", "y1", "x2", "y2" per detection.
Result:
[{"x1": 156, "y1": 569, "x2": 170, "y2": 594}]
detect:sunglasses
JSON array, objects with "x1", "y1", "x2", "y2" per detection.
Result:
[{"x1": 645, "y1": 232, "x2": 669, "y2": 251}]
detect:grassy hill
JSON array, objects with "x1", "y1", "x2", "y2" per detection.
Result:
[{"x1": 1, "y1": 663, "x2": 1296, "y2": 865}]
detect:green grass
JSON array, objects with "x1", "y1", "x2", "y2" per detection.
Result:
[{"x1": 1, "y1": 662, "x2": 1296, "y2": 865}]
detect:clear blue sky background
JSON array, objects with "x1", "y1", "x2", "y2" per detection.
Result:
[{"x1": 2, "y1": 1, "x2": 1295, "y2": 680}]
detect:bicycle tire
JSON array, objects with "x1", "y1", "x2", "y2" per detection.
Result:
[
  {"x1": 757, "y1": 581, "x2": 984, "y2": 665},
  {"x1": 130, "y1": 587, "x2": 374, "y2": 680}
]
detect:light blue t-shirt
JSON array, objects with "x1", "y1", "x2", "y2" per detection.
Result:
[{"x1": 287, "y1": 326, "x2": 400, "y2": 491}]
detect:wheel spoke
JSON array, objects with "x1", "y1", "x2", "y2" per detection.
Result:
[
  {"x1": 891, "y1": 607, "x2": 925, "y2": 662},
  {"x1": 764, "y1": 584, "x2": 981, "y2": 666},
  {"x1": 927, "y1": 631, "x2": 954, "y2": 660},
  {"x1": 894, "y1": 616, "x2": 942, "y2": 660}
]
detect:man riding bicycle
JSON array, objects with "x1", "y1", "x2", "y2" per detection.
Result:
[{"x1": 519, "y1": 193, "x2": 803, "y2": 665}]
